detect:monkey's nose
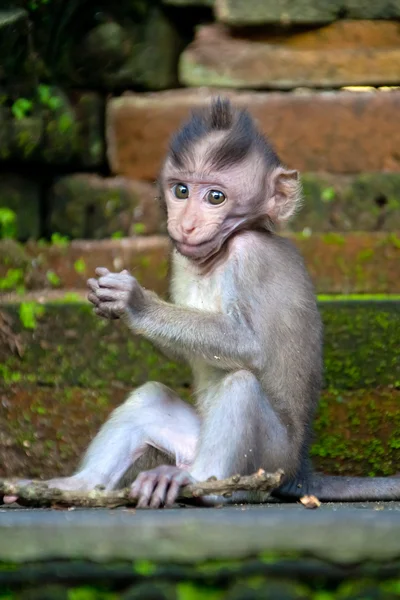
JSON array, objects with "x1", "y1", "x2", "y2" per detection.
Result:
[{"x1": 182, "y1": 225, "x2": 196, "y2": 235}]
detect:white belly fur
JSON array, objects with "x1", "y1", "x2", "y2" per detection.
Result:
[{"x1": 170, "y1": 251, "x2": 226, "y2": 398}]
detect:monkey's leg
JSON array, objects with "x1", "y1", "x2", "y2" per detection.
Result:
[
  {"x1": 191, "y1": 369, "x2": 292, "y2": 483},
  {"x1": 130, "y1": 369, "x2": 294, "y2": 508},
  {"x1": 42, "y1": 382, "x2": 200, "y2": 492}
]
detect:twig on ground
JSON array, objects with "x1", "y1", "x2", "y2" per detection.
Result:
[{"x1": 0, "y1": 469, "x2": 284, "y2": 509}]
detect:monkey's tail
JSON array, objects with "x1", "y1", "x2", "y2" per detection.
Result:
[{"x1": 273, "y1": 474, "x2": 400, "y2": 502}]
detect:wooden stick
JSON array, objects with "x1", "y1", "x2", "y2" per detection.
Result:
[{"x1": 0, "y1": 469, "x2": 284, "y2": 509}]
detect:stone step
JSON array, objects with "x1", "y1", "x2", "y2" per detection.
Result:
[
  {"x1": 1, "y1": 233, "x2": 399, "y2": 295},
  {"x1": 3, "y1": 505, "x2": 400, "y2": 587},
  {"x1": 0, "y1": 383, "x2": 398, "y2": 480},
  {"x1": 106, "y1": 89, "x2": 400, "y2": 179},
  {"x1": 0, "y1": 298, "x2": 399, "y2": 393},
  {"x1": 180, "y1": 22, "x2": 400, "y2": 89}
]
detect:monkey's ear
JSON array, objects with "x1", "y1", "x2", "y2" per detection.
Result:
[{"x1": 266, "y1": 168, "x2": 302, "y2": 225}]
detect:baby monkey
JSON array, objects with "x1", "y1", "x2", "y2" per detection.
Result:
[{"x1": 6, "y1": 98, "x2": 400, "y2": 507}]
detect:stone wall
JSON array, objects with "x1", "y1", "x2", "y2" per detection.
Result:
[{"x1": 0, "y1": 0, "x2": 399, "y2": 241}]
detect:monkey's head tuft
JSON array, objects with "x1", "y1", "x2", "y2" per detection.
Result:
[{"x1": 159, "y1": 97, "x2": 302, "y2": 264}]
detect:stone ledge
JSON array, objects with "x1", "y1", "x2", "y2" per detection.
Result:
[
  {"x1": 106, "y1": 89, "x2": 400, "y2": 178},
  {"x1": 1, "y1": 505, "x2": 400, "y2": 564}
]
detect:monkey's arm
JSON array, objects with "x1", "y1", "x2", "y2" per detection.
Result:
[
  {"x1": 88, "y1": 268, "x2": 260, "y2": 371},
  {"x1": 126, "y1": 296, "x2": 259, "y2": 370}
]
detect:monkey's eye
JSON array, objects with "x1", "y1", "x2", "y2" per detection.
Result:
[
  {"x1": 173, "y1": 183, "x2": 189, "y2": 199},
  {"x1": 207, "y1": 190, "x2": 226, "y2": 205}
]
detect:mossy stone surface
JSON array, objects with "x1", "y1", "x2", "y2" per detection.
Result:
[
  {"x1": 1, "y1": 384, "x2": 399, "y2": 479},
  {"x1": 0, "y1": 299, "x2": 398, "y2": 391},
  {"x1": 292, "y1": 173, "x2": 400, "y2": 232}
]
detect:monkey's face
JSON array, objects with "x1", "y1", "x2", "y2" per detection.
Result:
[{"x1": 160, "y1": 156, "x2": 264, "y2": 262}]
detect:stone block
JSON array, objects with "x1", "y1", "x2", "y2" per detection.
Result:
[
  {"x1": 0, "y1": 174, "x2": 40, "y2": 240},
  {"x1": 0, "y1": 89, "x2": 104, "y2": 167},
  {"x1": 106, "y1": 89, "x2": 400, "y2": 179},
  {"x1": 1, "y1": 232, "x2": 399, "y2": 295},
  {"x1": 0, "y1": 237, "x2": 171, "y2": 295},
  {"x1": 180, "y1": 22, "x2": 400, "y2": 89},
  {"x1": 48, "y1": 174, "x2": 165, "y2": 239},
  {"x1": 294, "y1": 173, "x2": 400, "y2": 232},
  {"x1": 294, "y1": 232, "x2": 400, "y2": 294},
  {"x1": 214, "y1": 0, "x2": 400, "y2": 25},
  {"x1": 72, "y1": 6, "x2": 182, "y2": 90}
]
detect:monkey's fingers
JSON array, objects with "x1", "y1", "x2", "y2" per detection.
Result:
[
  {"x1": 96, "y1": 289, "x2": 126, "y2": 303},
  {"x1": 94, "y1": 303, "x2": 122, "y2": 320},
  {"x1": 87, "y1": 292, "x2": 101, "y2": 306},
  {"x1": 149, "y1": 476, "x2": 170, "y2": 509},
  {"x1": 95, "y1": 267, "x2": 110, "y2": 277},
  {"x1": 166, "y1": 472, "x2": 192, "y2": 506},
  {"x1": 131, "y1": 474, "x2": 157, "y2": 509},
  {"x1": 87, "y1": 278, "x2": 100, "y2": 293},
  {"x1": 98, "y1": 274, "x2": 134, "y2": 290}
]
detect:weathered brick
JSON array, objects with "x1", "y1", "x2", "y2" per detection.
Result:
[
  {"x1": 106, "y1": 89, "x2": 400, "y2": 179},
  {"x1": 180, "y1": 22, "x2": 400, "y2": 89},
  {"x1": 214, "y1": 0, "x2": 400, "y2": 25},
  {"x1": 1, "y1": 232, "x2": 399, "y2": 295},
  {"x1": 0, "y1": 237, "x2": 171, "y2": 295},
  {"x1": 295, "y1": 173, "x2": 400, "y2": 232},
  {"x1": 48, "y1": 174, "x2": 165, "y2": 239}
]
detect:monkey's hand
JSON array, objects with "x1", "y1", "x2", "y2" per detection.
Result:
[
  {"x1": 130, "y1": 465, "x2": 194, "y2": 509},
  {"x1": 87, "y1": 267, "x2": 149, "y2": 320}
]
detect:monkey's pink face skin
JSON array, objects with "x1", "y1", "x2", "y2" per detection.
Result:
[{"x1": 161, "y1": 160, "x2": 264, "y2": 262}]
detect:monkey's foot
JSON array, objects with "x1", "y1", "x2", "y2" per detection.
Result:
[{"x1": 130, "y1": 465, "x2": 194, "y2": 509}]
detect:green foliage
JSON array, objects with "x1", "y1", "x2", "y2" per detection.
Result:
[
  {"x1": 74, "y1": 258, "x2": 86, "y2": 274},
  {"x1": 111, "y1": 231, "x2": 123, "y2": 239},
  {"x1": 0, "y1": 268, "x2": 24, "y2": 291},
  {"x1": 46, "y1": 270, "x2": 61, "y2": 287},
  {"x1": 19, "y1": 302, "x2": 45, "y2": 330},
  {"x1": 28, "y1": 0, "x2": 50, "y2": 10},
  {"x1": 58, "y1": 113, "x2": 74, "y2": 132},
  {"x1": 0, "y1": 208, "x2": 17, "y2": 239},
  {"x1": 133, "y1": 560, "x2": 157, "y2": 576},
  {"x1": 37, "y1": 84, "x2": 62, "y2": 111},
  {"x1": 321, "y1": 186, "x2": 335, "y2": 203},
  {"x1": 11, "y1": 98, "x2": 33, "y2": 120},
  {"x1": 51, "y1": 232, "x2": 70, "y2": 247},
  {"x1": 132, "y1": 222, "x2": 146, "y2": 235}
]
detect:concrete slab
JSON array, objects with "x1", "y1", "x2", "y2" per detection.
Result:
[{"x1": 1, "y1": 502, "x2": 400, "y2": 564}]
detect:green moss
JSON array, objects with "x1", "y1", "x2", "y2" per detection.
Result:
[
  {"x1": 321, "y1": 233, "x2": 345, "y2": 246},
  {"x1": 311, "y1": 389, "x2": 400, "y2": 476},
  {"x1": 133, "y1": 560, "x2": 157, "y2": 576},
  {"x1": 18, "y1": 302, "x2": 45, "y2": 329},
  {"x1": 74, "y1": 258, "x2": 87, "y2": 274}
]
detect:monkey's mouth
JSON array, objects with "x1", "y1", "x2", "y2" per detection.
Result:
[{"x1": 175, "y1": 239, "x2": 217, "y2": 260}]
